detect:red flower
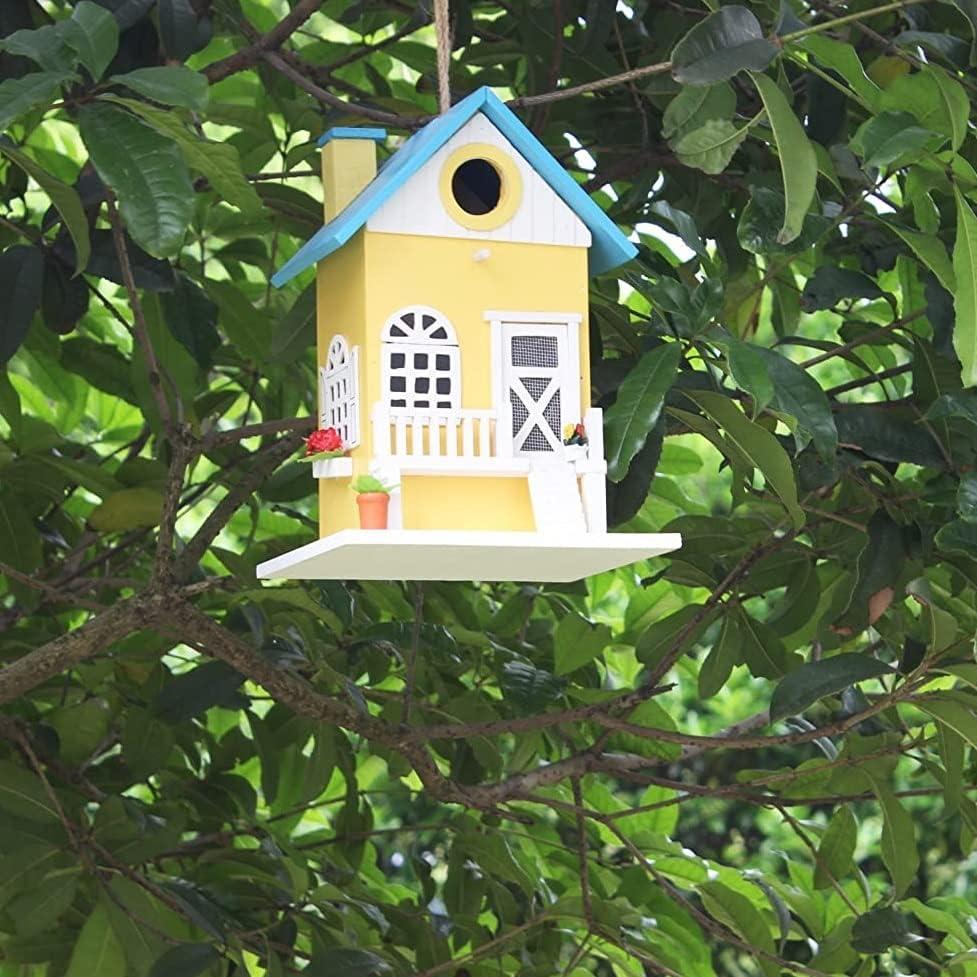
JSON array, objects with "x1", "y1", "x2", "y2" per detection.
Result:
[{"x1": 305, "y1": 427, "x2": 344, "y2": 455}]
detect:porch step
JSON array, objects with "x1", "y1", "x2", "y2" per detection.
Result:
[{"x1": 528, "y1": 465, "x2": 587, "y2": 534}]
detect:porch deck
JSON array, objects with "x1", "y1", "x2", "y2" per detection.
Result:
[{"x1": 256, "y1": 529, "x2": 682, "y2": 582}]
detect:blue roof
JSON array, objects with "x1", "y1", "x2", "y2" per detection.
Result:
[
  {"x1": 272, "y1": 87, "x2": 637, "y2": 286},
  {"x1": 318, "y1": 126, "x2": 387, "y2": 147}
]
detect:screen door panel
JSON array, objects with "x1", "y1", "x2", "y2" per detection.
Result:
[{"x1": 502, "y1": 324, "x2": 573, "y2": 457}]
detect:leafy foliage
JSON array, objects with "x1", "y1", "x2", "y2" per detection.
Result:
[{"x1": 2, "y1": 1, "x2": 977, "y2": 976}]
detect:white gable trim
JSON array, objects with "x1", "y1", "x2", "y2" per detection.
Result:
[{"x1": 367, "y1": 114, "x2": 592, "y2": 249}]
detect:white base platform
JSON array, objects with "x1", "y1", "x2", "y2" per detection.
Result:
[{"x1": 256, "y1": 529, "x2": 682, "y2": 582}]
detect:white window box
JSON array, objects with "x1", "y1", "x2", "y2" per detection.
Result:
[{"x1": 312, "y1": 457, "x2": 353, "y2": 479}]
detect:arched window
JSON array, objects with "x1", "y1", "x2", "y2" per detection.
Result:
[
  {"x1": 320, "y1": 334, "x2": 360, "y2": 447},
  {"x1": 381, "y1": 306, "x2": 460, "y2": 411}
]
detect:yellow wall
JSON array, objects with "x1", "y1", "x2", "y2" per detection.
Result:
[
  {"x1": 401, "y1": 476, "x2": 534, "y2": 531},
  {"x1": 315, "y1": 230, "x2": 591, "y2": 536},
  {"x1": 316, "y1": 234, "x2": 368, "y2": 537}
]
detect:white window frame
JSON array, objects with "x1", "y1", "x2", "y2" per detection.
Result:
[
  {"x1": 381, "y1": 305, "x2": 461, "y2": 412},
  {"x1": 320, "y1": 334, "x2": 360, "y2": 448}
]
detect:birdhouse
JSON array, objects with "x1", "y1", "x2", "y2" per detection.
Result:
[{"x1": 257, "y1": 87, "x2": 680, "y2": 582}]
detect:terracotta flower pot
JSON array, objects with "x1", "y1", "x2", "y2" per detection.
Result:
[{"x1": 357, "y1": 492, "x2": 390, "y2": 530}]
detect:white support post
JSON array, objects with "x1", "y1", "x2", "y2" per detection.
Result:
[
  {"x1": 581, "y1": 406, "x2": 607, "y2": 533},
  {"x1": 584, "y1": 405, "x2": 604, "y2": 462},
  {"x1": 581, "y1": 472, "x2": 607, "y2": 533},
  {"x1": 428, "y1": 416, "x2": 441, "y2": 457},
  {"x1": 446, "y1": 416, "x2": 459, "y2": 457}
]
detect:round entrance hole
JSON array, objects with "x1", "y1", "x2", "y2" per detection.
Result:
[{"x1": 450, "y1": 158, "x2": 502, "y2": 215}]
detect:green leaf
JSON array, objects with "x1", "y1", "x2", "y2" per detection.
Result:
[
  {"x1": 63, "y1": 2, "x2": 119, "y2": 81},
  {"x1": 864, "y1": 772, "x2": 918, "y2": 896},
  {"x1": 47, "y1": 699, "x2": 111, "y2": 766},
  {"x1": 752, "y1": 347, "x2": 837, "y2": 458},
  {"x1": 0, "y1": 143, "x2": 91, "y2": 275},
  {"x1": 928, "y1": 66, "x2": 970, "y2": 151},
  {"x1": 671, "y1": 6, "x2": 778, "y2": 86},
  {"x1": 880, "y1": 66, "x2": 969, "y2": 150},
  {"x1": 936, "y1": 518, "x2": 977, "y2": 553},
  {"x1": 159, "y1": 272, "x2": 220, "y2": 368},
  {"x1": 751, "y1": 72, "x2": 817, "y2": 245},
  {"x1": 698, "y1": 612, "x2": 741, "y2": 697},
  {"x1": 604, "y1": 342, "x2": 681, "y2": 481},
  {"x1": 153, "y1": 661, "x2": 246, "y2": 722},
  {"x1": 851, "y1": 110, "x2": 945, "y2": 168},
  {"x1": 205, "y1": 279, "x2": 271, "y2": 361},
  {"x1": 0, "y1": 845, "x2": 69, "y2": 910},
  {"x1": 700, "y1": 881, "x2": 777, "y2": 977},
  {"x1": 148, "y1": 944, "x2": 219, "y2": 977},
  {"x1": 60, "y1": 337, "x2": 138, "y2": 403},
  {"x1": 769, "y1": 654, "x2": 892, "y2": 722},
  {"x1": 157, "y1": 0, "x2": 209, "y2": 61},
  {"x1": 850, "y1": 907, "x2": 914, "y2": 954},
  {"x1": 636, "y1": 604, "x2": 712, "y2": 667},
  {"x1": 672, "y1": 118, "x2": 749, "y2": 174},
  {"x1": 8, "y1": 869, "x2": 80, "y2": 938},
  {"x1": 0, "y1": 244, "x2": 44, "y2": 364},
  {"x1": 884, "y1": 221, "x2": 955, "y2": 293},
  {"x1": 953, "y1": 186, "x2": 977, "y2": 387},
  {"x1": 800, "y1": 266, "x2": 883, "y2": 311},
  {"x1": 957, "y1": 472, "x2": 977, "y2": 522},
  {"x1": 662, "y1": 82, "x2": 735, "y2": 142},
  {"x1": 88, "y1": 487, "x2": 164, "y2": 532},
  {"x1": 65, "y1": 904, "x2": 126, "y2": 977},
  {"x1": 814, "y1": 806, "x2": 857, "y2": 889},
  {"x1": 554, "y1": 614, "x2": 612, "y2": 675},
  {"x1": 0, "y1": 25, "x2": 72, "y2": 72},
  {"x1": 78, "y1": 102, "x2": 193, "y2": 258},
  {"x1": 110, "y1": 65, "x2": 209, "y2": 110},
  {"x1": 917, "y1": 694, "x2": 977, "y2": 752},
  {"x1": 306, "y1": 949, "x2": 391, "y2": 977},
  {"x1": 927, "y1": 390, "x2": 977, "y2": 425},
  {"x1": 121, "y1": 708, "x2": 175, "y2": 779},
  {"x1": 798, "y1": 35, "x2": 880, "y2": 108},
  {"x1": 736, "y1": 605, "x2": 790, "y2": 679},
  {"x1": 900, "y1": 897, "x2": 971, "y2": 948},
  {"x1": 685, "y1": 390, "x2": 805, "y2": 528},
  {"x1": 0, "y1": 487, "x2": 42, "y2": 582},
  {"x1": 500, "y1": 662, "x2": 566, "y2": 712},
  {"x1": 727, "y1": 341, "x2": 774, "y2": 415},
  {"x1": 269, "y1": 282, "x2": 316, "y2": 364},
  {"x1": 106, "y1": 96, "x2": 261, "y2": 214},
  {"x1": 0, "y1": 71, "x2": 71, "y2": 131},
  {"x1": 0, "y1": 760, "x2": 61, "y2": 823}
]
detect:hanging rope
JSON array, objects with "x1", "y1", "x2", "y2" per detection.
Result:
[{"x1": 434, "y1": 0, "x2": 452, "y2": 113}]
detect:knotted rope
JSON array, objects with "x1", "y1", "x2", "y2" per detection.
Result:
[{"x1": 434, "y1": 0, "x2": 452, "y2": 113}]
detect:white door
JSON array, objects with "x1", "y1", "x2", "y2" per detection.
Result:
[{"x1": 500, "y1": 322, "x2": 580, "y2": 460}]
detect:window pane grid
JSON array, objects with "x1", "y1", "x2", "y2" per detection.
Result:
[
  {"x1": 320, "y1": 336, "x2": 359, "y2": 448},
  {"x1": 382, "y1": 306, "x2": 460, "y2": 413}
]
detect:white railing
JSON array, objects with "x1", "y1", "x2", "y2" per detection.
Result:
[{"x1": 372, "y1": 404, "x2": 501, "y2": 461}]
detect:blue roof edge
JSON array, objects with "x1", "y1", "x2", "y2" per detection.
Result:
[
  {"x1": 318, "y1": 126, "x2": 387, "y2": 147},
  {"x1": 273, "y1": 87, "x2": 636, "y2": 286}
]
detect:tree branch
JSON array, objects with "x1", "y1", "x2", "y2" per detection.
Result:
[
  {"x1": 176, "y1": 432, "x2": 304, "y2": 577},
  {"x1": 204, "y1": 0, "x2": 326, "y2": 83},
  {"x1": 204, "y1": 415, "x2": 315, "y2": 448},
  {"x1": 0, "y1": 595, "x2": 165, "y2": 706},
  {"x1": 261, "y1": 51, "x2": 427, "y2": 127}
]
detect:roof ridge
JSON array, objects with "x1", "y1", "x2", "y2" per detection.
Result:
[{"x1": 271, "y1": 86, "x2": 636, "y2": 287}]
